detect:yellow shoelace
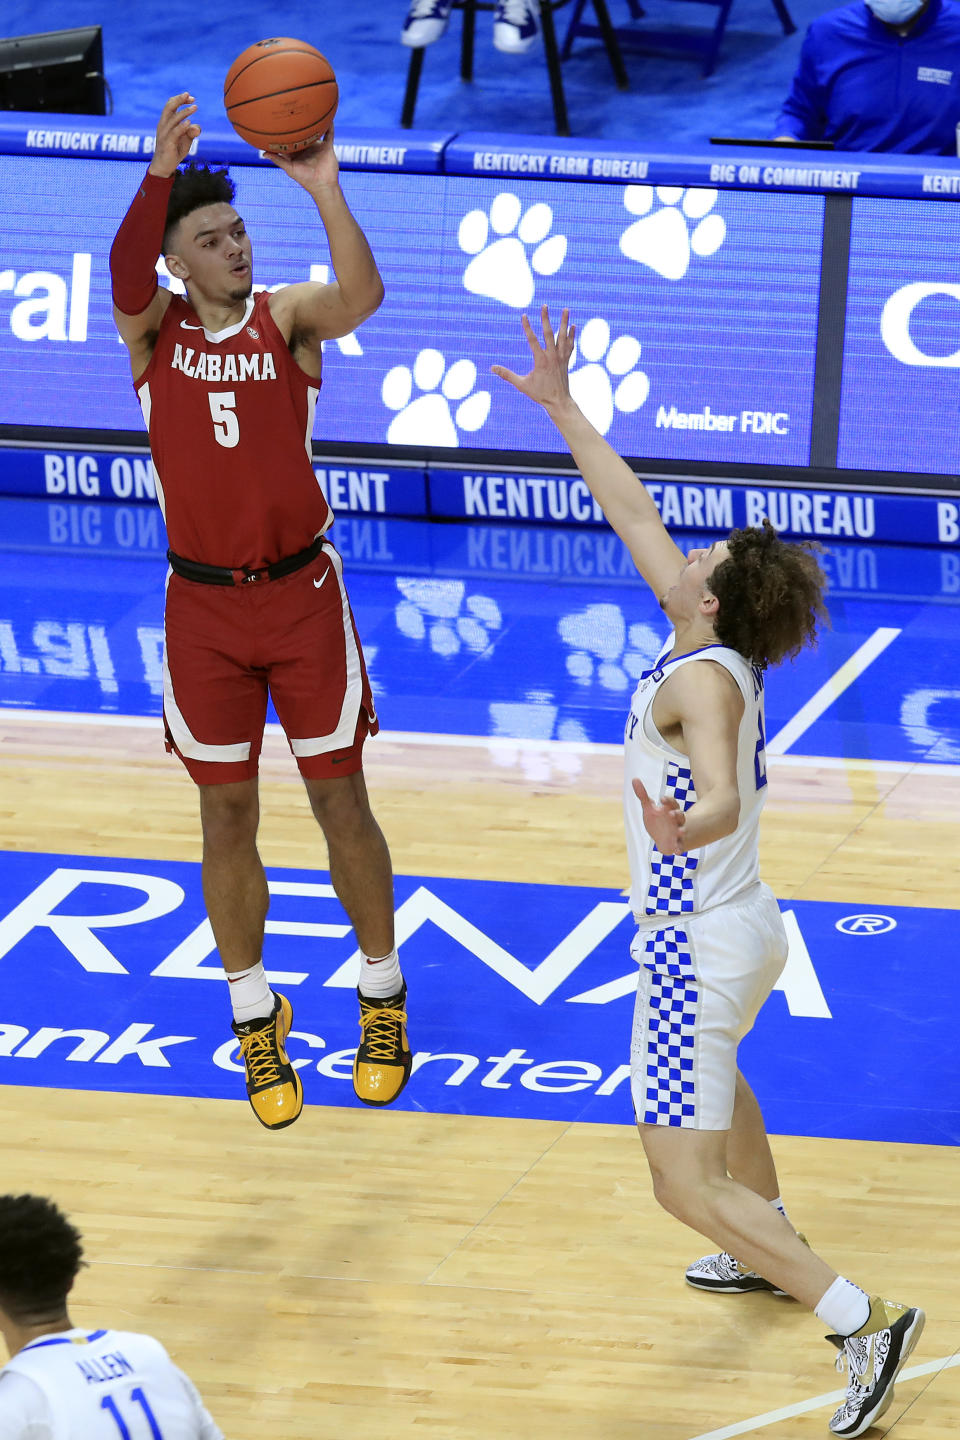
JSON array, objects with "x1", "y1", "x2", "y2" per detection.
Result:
[
  {"x1": 358, "y1": 1004, "x2": 407, "y2": 1062},
  {"x1": 238, "y1": 1027, "x2": 283, "y2": 1088}
]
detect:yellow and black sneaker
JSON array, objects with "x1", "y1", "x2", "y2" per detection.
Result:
[
  {"x1": 231, "y1": 991, "x2": 303, "y2": 1130},
  {"x1": 353, "y1": 982, "x2": 412, "y2": 1106}
]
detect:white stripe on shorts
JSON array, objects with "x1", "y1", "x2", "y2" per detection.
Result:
[
  {"x1": 289, "y1": 542, "x2": 366, "y2": 758},
  {"x1": 161, "y1": 569, "x2": 251, "y2": 764}
]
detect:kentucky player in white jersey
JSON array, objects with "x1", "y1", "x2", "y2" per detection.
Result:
[
  {"x1": 0, "y1": 1195, "x2": 222, "y2": 1439},
  {"x1": 494, "y1": 308, "x2": 924, "y2": 1439}
]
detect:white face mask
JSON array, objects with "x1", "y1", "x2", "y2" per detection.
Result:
[{"x1": 865, "y1": 0, "x2": 925, "y2": 23}]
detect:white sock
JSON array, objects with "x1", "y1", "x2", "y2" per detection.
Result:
[
  {"x1": 770, "y1": 1196, "x2": 791, "y2": 1226},
  {"x1": 815, "y1": 1277, "x2": 871, "y2": 1336},
  {"x1": 227, "y1": 961, "x2": 274, "y2": 1023},
  {"x1": 358, "y1": 948, "x2": 403, "y2": 999}
]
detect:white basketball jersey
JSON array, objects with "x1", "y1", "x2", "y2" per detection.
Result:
[
  {"x1": 624, "y1": 642, "x2": 769, "y2": 919},
  {"x1": 0, "y1": 1327, "x2": 223, "y2": 1439}
]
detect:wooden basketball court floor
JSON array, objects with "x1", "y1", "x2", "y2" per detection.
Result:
[{"x1": 0, "y1": 710, "x2": 957, "y2": 1440}]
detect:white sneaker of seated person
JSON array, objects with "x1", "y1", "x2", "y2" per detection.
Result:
[
  {"x1": 402, "y1": 0, "x2": 454, "y2": 47},
  {"x1": 494, "y1": 0, "x2": 541, "y2": 53}
]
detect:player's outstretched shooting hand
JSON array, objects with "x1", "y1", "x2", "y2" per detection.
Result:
[
  {"x1": 267, "y1": 124, "x2": 339, "y2": 193},
  {"x1": 491, "y1": 305, "x2": 576, "y2": 412},
  {"x1": 633, "y1": 779, "x2": 688, "y2": 855},
  {"x1": 150, "y1": 94, "x2": 201, "y2": 178}
]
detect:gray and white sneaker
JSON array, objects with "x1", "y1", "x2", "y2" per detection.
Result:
[
  {"x1": 685, "y1": 1248, "x2": 789, "y2": 1294},
  {"x1": 826, "y1": 1296, "x2": 925, "y2": 1437},
  {"x1": 402, "y1": 0, "x2": 453, "y2": 47},
  {"x1": 685, "y1": 1229, "x2": 808, "y2": 1295},
  {"x1": 493, "y1": 0, "x2": 541, "y2": 53}
]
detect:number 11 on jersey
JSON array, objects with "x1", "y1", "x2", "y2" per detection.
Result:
[{"x1": 101, "y1": 1387, "x2": 164, "y2": 1438}]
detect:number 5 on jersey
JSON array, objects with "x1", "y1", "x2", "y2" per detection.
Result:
[{"x1": 208, "y1": 391, "x2": 239, "y2": 448}]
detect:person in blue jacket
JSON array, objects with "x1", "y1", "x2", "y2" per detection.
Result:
[{"x1": 775, "y1": 0, "x2": 960, "y2": 152}]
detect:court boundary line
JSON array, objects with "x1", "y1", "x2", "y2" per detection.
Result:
[
  {"x1": 766, "y1": 626, "x2": 901, "y2": 755},
  {"x1": 686, "y1": 1351, "x2": 960, "y2": 1439},
  {"x1": 2, "y1": 707, "x2": 959, "y2": 774}
]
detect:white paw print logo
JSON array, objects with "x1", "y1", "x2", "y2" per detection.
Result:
[
  {"x1": 568, "y1": 318, "x2": 650, "y2": 436},
  {"x1": 459, "y1": 192, "x2": 567, "y2": 308},
  {"x1": 395, "y1": 578, "x2": 502, "y2": 658},
  {"x1": 559, "y1": 605, "x2": 665, "y2": 692},
  {"x1": 489, "y1": 697, "x2": 589, "y2": 782},
  {"x1": 619, "y1": 186, "x2": 726, "y2": 281},
  {"x1": 382, "y1": 349, "x2": 490, "y2": 446}
]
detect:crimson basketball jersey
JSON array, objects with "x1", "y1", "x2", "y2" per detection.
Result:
[{"x1": 136, "y1": 290, "x2": 331, "y2": 568}]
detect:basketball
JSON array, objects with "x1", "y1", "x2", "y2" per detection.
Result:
[{"x1": 224, "y1": 38, "x2": 338, "y2": 154}]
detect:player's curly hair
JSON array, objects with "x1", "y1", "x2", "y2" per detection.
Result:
[
  {"x1": 0, "y1": 1194, "x2": 84, "y2": 1321},
  {"x1": 164, "y1": 162, "x2": 236, "y2": 250},
  {"x1": 706, "y1": 521, "x2": 829, "y2": 670}
]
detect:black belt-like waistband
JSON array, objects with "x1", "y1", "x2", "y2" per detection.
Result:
[{"x1": 167, "y1": 534, "x2": 326, "y2": 587}]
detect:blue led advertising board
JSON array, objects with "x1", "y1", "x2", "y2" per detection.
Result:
[
  {"x1": 0, "y1": 156, "x2": 824, "y2": 466},
  {"x1": 838, "y1": 197, "x2": 960, "y2": 477}
]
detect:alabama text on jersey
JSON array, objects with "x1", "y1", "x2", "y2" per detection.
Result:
[{"x1": 135, "y1": 290, "x2": 331, "y2": 570}]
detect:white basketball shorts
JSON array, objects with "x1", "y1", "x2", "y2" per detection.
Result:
[{"x1": 629, "y1": 882, "x2": 788, "y2": 1131}]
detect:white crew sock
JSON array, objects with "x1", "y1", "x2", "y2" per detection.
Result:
[
  {"x1": 226, "y1": 961, "x2": 274, "y2": 1023},
  {"x1": 815, "y1": 1277, "x2": 872, "y2": 1336},
  {"x1": 770, "y1": 1196, "x2": 791, "y2": 1226},
  {"x1": 358, "y1": 948, "x2": 403, "y2": 999}
]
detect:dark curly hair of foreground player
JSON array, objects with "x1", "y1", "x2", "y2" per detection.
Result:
[
  {"x1": 707, "y1": 520, "x2": 829, "y2": 670},
  {"x1": 0, "y1": 1194, "x2": 84, "y2": 1323},
  {"x1": 163, "y1": 162, "x2": 235, "y2": 250}
]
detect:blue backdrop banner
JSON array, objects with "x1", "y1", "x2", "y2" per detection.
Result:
[
  {"x1": 0, "y1": 157, "x2": 823, "y2": 468},
  {"x1": 428, "y1": 469, "x2": 960, "y2": 546},
  {"x1": 2, "y1": 114, "x2": 960, "y2": 200},
  {"x1": 0, "y1": 445, "x2": 428, "y2": 516},
  {"x1": 2, "y1": 130, "x2": 959, "y2": 498},
  {"x1": 0, "y1": 116, "x2": 449, "y2": 172},
  {"x1": 838, "y1": 197, "x2": 960, "y2": 477}
]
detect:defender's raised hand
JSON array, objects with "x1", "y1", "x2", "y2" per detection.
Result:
[
  {"x1": 492, "y1": 305, "x2": 577, "y2": 413},
  {"x1": 149, "y1": 94, "x2": 201, "y2": 178}
]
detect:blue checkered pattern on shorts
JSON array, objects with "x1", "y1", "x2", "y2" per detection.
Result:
[
  {"x1": 644, "y1": 763, "x2": 700, "y2": 916},
  {"x1": 641, "y1": 925, "x2": 699, "y2": 1126}
]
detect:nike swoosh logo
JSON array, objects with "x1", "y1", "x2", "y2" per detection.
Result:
[
  {"x1": 313, "y1": 572, "x2": 329, "y2": 590},
  {"x1": 180, "y1": 320, "x2": 204, "y2": 331}
]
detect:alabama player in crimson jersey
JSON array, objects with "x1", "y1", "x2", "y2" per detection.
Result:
[{"x1": 109, "y1": 94, "x2": 411, "y2": 1129}]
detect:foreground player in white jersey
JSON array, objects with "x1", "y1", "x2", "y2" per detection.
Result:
[
  {"x1": 494, "y1": 308, "x2": 924, "y2": 1439},
  {"x1": 0, "y1": 1194, "x2": 222, "y2": 1439}
]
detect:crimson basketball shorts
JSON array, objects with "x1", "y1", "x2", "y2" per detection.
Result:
[
  {"x1": 629, "y1": 882, "x2": 788, "y2": 1131},
  {"x1": 161, "y1": 539, "x2": 378, "y2": 785}
]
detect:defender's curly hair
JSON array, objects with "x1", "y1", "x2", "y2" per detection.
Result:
[
  {"x1": 164, "y1": 162, "x2": 236, "y2": 250},
  {"x1": 706, "y1": 521, "x2": 829, "y2": 670},
  {"x1": 0, "y1": 1194, "x2": 84, "y2": 1321}
]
